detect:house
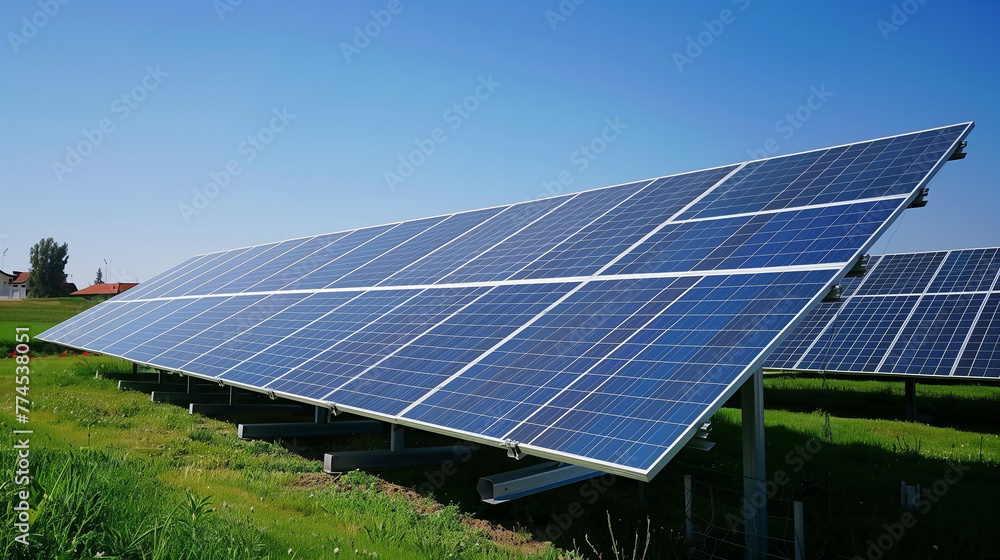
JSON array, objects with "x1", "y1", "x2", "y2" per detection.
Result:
[
  {"x1": 71, "y1": 282, "x2": 139, "y2": 298},
  {"x1": 0, "y1": 270, "x2": 27, "y2": 299},
  {"x1": 5, "y1": 271, "x2": 78, "y2": 298}
]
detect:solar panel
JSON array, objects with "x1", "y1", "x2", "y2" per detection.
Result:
[
  {"x1": 39, "y1": 122, "x2": 973, "y2": 480},
  {"x1": 767, "y1": 246, "x2": 1000, "y2": 379}
]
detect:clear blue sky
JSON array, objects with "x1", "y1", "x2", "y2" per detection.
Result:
[{"x1": 2, "y1": 1, "x2": 998, "y2": 286}]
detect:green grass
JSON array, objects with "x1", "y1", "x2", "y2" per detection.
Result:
[
  {"x1": 0, "y1": 356, "x2": 569, "y2": 560},
  {"x1": 0, "y1": 297, "x2": 99, "y2": 355}
]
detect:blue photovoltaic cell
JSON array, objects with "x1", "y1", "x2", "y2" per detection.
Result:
[
  {"x1": 505, "y1": 270, "x2": 833, "y2": 469},
  {"x1": 768, "y1": 248, "x2": 1000, "y2": 378},
  {"x1": 188, "y1": 291, "x2": 359, "y2": 381},
  {"x1": 678, "y1": 125, "x2": 968, "y2": 221},
  {"x1": 200, "y1": 237, "x2": 316, "y2": 294},
  {"x1": 246, "y1": 226, "x2": 395, "y2": 292},
  {"x1": 36, "y1": 123, "x2": 975, "y2": 477},
  {"x1": 267, "y1": 287, "x2": 489, "y2": 400},
  {"x1": 606, "y1": 199, "x2": 898, "y2": 275},
  {"x1": 150, "y1": 248, "x2": 262, "y2": 299},
  {"x1": 219, "y1": 289, "x2": 419, "y2": 387},
  {"x1": 284, "y1": 217, "x2": 446, "y2": 291},
  {"x1": 61, "y1": 300, "x2": 179, "y2": 350},
  {"x1": 122, "y1": 250, "x2": 248, "y2": 301},
  {"x1": 145, "y1": 294, "x2": 310, "y2": 369},
  {"x1": 879, "y1": 293, "x2": 986, "y2": 375},
  {"x1": 853, "y1": 251, "x2": 946, "y2": 296},
  {"x1": 109, "y1": 298, "x2": 236, "y2": 364},
  {"x1": 332, "y1": 207, "x2": 504, "y2": 288},
  {"x1": 99, "y1": 298, "x2": 209, "y2": 357},
  {"x1": 954, "y1": 293, "x2": 1000, "y2": 377},
  {"x1": 328, "y1": 282, "x2": 575, "y2": 415},
  {"x1": 764, "y1": 301, "x2": 841, "y2": 370},
  {"x1": 795, "y1": 295, "x2": 919, "y2": 372},
  {"x1": 927, "y1": 248, "x2": 1000, "y2": 293},
  {"x1": 404, "y1": 277, "x2": 698, "y2": 437},
  {"x1": 439, "y1": 181, "x2": 649, "y2": 284},
  {"x1": 38, "y1": 300, "x2": 130, "y2": 342},
  {"x1": 112, "y1": 255, "x2": 210, "y2": 302},
  {"x1": 378, "y1": 196, "x2": 572, "y2": 286},
  {"x1": 221, "y1": 233, "x2": 349, "y2": 293},
  {"x1": 168, "y1": 244, "x2": 280, "y2": 298},
  {"x1": 514, "y1": 167, "x2": 740, "y2": 280}
]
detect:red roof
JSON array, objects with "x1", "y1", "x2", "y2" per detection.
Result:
[
  {"x1": 71, "y1": 282, "x2": 139, "y2": 296},
  {"x1": 12, "y1": 271, "x2": 29, "y2": 284}
]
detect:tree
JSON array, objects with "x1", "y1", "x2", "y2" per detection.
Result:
[
  {"x1": 28, "y1": 238, "x2": 70, "y2": 298},
  {"x1": 95, "y1": 268, "x2": 104, "y2": 284}
]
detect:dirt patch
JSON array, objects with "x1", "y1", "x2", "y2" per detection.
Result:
[
  {"x1": 375, "y1": 480, "x2": 443, "y2": 514},
  {"x1": 461, "y1": 517, "x2": 550, "y2": 556},
  {"x1": 373, "y1": 480, "x2": 551, "y2": 555},
  {"x1": 286, "y1": 472, "x2": 336, "y2": 490}
]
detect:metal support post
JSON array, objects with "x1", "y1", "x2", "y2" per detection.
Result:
[
  {"x1": 390, "y1": 424, "x2": 405, "y2": 452},
  {"x1": 315, "y1": 405, "x2": 327, "y2": 423},
  {"x1": 741, "y1": 368, "x2": 767, "y2": 559},
  {"x1": 905, "y1": 379, "x2": 917, "y2": 422}
]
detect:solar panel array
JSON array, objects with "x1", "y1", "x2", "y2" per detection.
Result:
[
  {"x1": 38, "y1": 123, "x2": 973, "y2": 480},
  {"x1": 766, "y1": 247, "x2": 1000, "y2": 378}
]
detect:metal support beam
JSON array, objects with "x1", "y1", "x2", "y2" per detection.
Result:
[
  {"x1": 324, "y1": 445, "x2": 476, "y2": 472},
  {"x1": 106, "y1": 372, "x2": 162, "y2": 383},
  {"x1": 905, "y1": 379, "x2": 917, "y2": 422},
  {"x1": 132, "y1": 362, "x2": 138, "y2": 375},
  {"x1": 315, "y1": 406, "x2": 328, "y2": 424},
  {"x1": 151, "y1": 391, "x2": 229, "y2": 405},
  {"x1": 238, "y1": 420, "x2": 383, "y2": 439},
  {"x1": 477, "y1": 462, "x2": 602, "y2": 504},
  {"x1": 742, "y1": 368, "x2": 768, "y2": 560},
  {"x1": 118, "y1": 380, "x2": 185, "y2": 392},
  {"x1": 188, "y1": 403, "x2": 310, "y2": 416}
]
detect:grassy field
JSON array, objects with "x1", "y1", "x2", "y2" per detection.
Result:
[
  {"x1": 2, "y1": 298, "x2": 999, "y2": 558},
  {"x1": 1, "y1": 356, "x2": 568, "y2": 560},
  {"x1": 0, "y1": 297, "x2": 98, "y2": 355}
]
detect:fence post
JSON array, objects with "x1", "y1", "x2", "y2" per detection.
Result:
[
  {"x1": 794, "y1": 500, "x2": 805, "y2": 560},
  {"x1": 684, "y1": 474, "x2": 694, "y2": 558}
]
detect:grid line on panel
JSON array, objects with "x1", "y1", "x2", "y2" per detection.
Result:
[
  {"x1": 497, "y1": 278, "x2": 704, "y2": 441},
  {"x1": 592, "y1": 164, "x2": 750, "y2": 277},
  {"x1": 432, "y1": 193, "x2": 585, "y2": 284},
  {"x1": 788, "y1": 254, "x2": 886, "y2": 371},
  {"x1": 259, "y1": 288, "x2": 446, "y2": 390},
  {"x1": 948, "y1": 263, "x2": 1000, "y2": 376},
  {"x1": 213, "y1": 290, "x2": 372, "y2": 379},
  {"x1": 396, "y1": 279, "x2": 593, "y2": 417},
  {"x1": 873, "y1": 251, "x2": 951, "y2": 371},
  {"x1": 501, "y1": 180, "x2": 655, "y2": 281}
]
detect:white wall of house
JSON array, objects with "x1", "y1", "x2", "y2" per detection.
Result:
[{"x1": 0, "y1": 275, "x2": 26, "y2": 299}]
